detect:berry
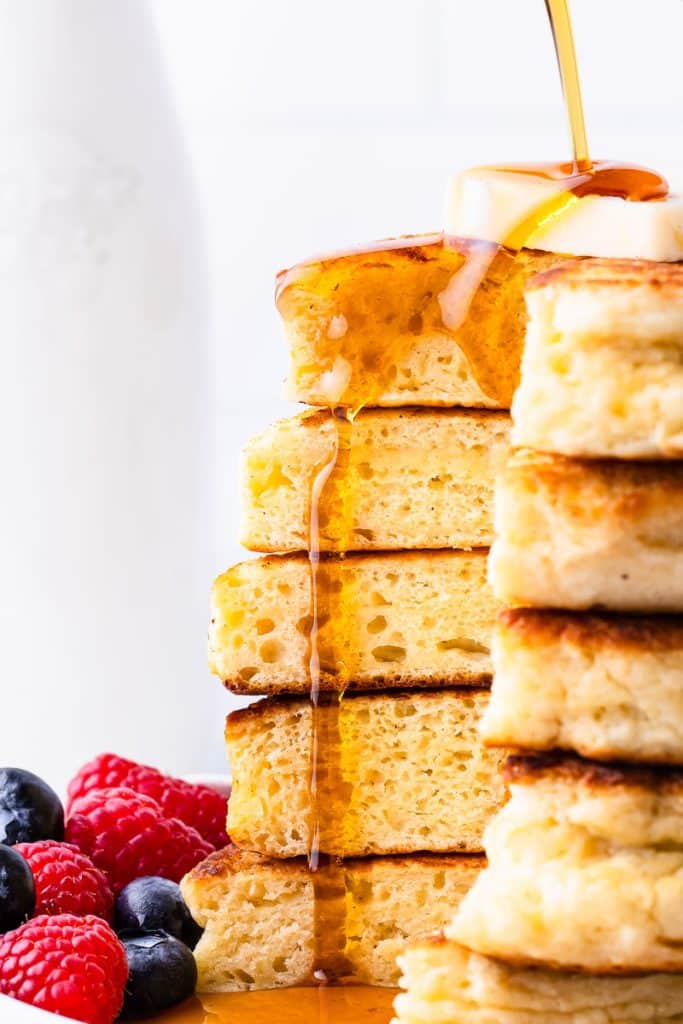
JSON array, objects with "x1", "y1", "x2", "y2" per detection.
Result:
[
  {"x1": 0, "y1": 913, "x2": 127, "y2": 1024},
  {"x1": 67, "y1": 753, "x2": 229, "y2": 849},
  {"x1": 15, "y1": 840, "x2": 114, "y2": 921},
  {"x1": 120, "y1": 931, "x2": 197, "y2": 1019},
  {"x1": 0, "y1": 845, "x2": 35, "y2": 933},
  {"x1": 66, "y1": 787, "x2": 213, "y2": 893},
  {"x1": 115, "y1": 876, "x2": 202, "y2": 949},
  {"x1": 0, "y1": 767, "x2": 64, "y2": 845}
]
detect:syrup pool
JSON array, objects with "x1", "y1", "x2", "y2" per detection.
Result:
[{"x1": 152, "y1": 985, "x2": 396, "y2": 1024}]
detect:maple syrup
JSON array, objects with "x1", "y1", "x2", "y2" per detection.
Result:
[
  {"x1": 307, "y1": 408, "x2": 355, "y2": 981},
  {"x1": 151, "y1": 986, "x2": 396, "y2": 1024},
  {"x1": 291, "y1": 0, "x2": 670, "y2": 993},
  {"x1": 545, "y1": 0, "x2": 590, "y2": 168},
  {"x1": 277, "y1": 236, "x2": 561, "y2": 410},
  {"x1": 543, "y1": 0, "x2": 668, "y2": 199}
]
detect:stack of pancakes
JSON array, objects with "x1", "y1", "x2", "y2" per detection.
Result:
[
  {"x1": 395, "y1": 259, "x2": 683, "y2": 1023},
  {"x1": 181, "y1": 236, "x2": 560, "y2": 991}
]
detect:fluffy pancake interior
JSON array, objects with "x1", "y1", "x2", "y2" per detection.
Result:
[
  {"x1": 225, "y1": 690, "x2": 506, "y2": 858},
  {"x1": 240, "y1": 408, "x2": 510, "y2": 553},
  {"x1": 210, "y1": 551, "x2": 497, "y2": 693},
  {"x1": 181, "y1": 847, "x2": 483, "y2": 991}
]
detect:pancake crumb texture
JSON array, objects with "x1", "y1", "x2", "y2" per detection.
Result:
[
  {"x1": 240, "y1": 408, "x2": 510, "y2": 552},
  {"x1": 225, "y1": 691, "x2": 506, "y2": 858},
  {"x1": 512, "y1": 259, "x2": 683, "y2": 458},
  {"x1": 211, "y1": 551, "x2": 498, "y2": 693},
  {"x1": 181, "y1": 847, "x2": 482, "y2": 991}
]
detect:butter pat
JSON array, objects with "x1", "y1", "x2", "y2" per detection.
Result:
[{"x1": 445, "y1": 166, "x2": 683, "y2": 261}]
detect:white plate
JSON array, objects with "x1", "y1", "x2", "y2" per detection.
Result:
[
  {"x1": 0, "y1": 774, "x2": 231, "y2": 1022},
  {"x1": 0, "y1": 996, "x2": 80, "y2": 1022}
]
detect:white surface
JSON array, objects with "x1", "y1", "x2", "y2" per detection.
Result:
[
  {"x1": 0, "y1": 996, "x2": 77, "y2": 1023},
  {"x1": 0, "y1": 0, "x2": 681, "y2": 792}
]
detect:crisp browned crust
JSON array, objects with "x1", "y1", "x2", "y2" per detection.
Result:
[
  {"x1": 185, "y1": 845, "x2": 486, "y2": 886},
  {"x1": 486, "y1": 731, "x2": 683, "y2": 767},
  {"x1": 406, "y1": 935, "x2": 683, "y2": 977},
  {"x1": 462, "y1": 947, "x2": 683, "y2": 977},
  {"x1": 221, "y1": 548, "x2": 489, "y2": 575},
  {"x1": 504, "y1": 751, "x2": 683, "y2": 791},
  {"x1": 223, "y1": 671, "x2": 492, "y2": 696},
  {"x1": 226, "y1": 687, "x2": 492, "y2": 737},
  {"x1": 527, "y1": 257, "x2": 683, "y2": 294},
  {"x1": 291, "y1": 406, "x2": 512, "y2": 431},
  {"x1": 505, "y1": 447, "x2": 683, "y2": 494},
  {"x1": 498, "y1": 608, "x2": 683, "y2": 653}
]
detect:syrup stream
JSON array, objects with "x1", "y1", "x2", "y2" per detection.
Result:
[
  {"x1": 307, "y1": 408, "x2": 355, "y2": 982},
  {"x1": 545, "y1": 0, "x2": 590, "y2": 169}
]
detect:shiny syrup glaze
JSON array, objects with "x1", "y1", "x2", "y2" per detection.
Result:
[
  {"x1": 260, "y1": 0, "x2": 672, "y2": 1000},
  {"x1": 152, "y1": 986, "x2": 396, "y2": 1024},
  {"x1": 489, "y1": 159, "x2": 668, "y2": 201}
]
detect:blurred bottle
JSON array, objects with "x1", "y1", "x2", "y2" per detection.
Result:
[{"x1": 0, "y1": 0, "x2": 214, "y2": 791}]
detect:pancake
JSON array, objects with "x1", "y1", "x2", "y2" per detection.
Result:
[
  {"x1": 512, "y1": 258, "x2": 683, "y2": 458},
  {"x1": 240, "y1": 408, "x2": 510, "y2": 553},
  {"x1": 210, "y1": 550, "x2": 498, "y2": 694},
  {"x1": 489, "y1": 449, "x2": 683, "y2": 611},
  {"x1": 276, "y1": 236, "x2": 562, "y2": 410},
  {"x1": 225, "y1": 690, "x2": 506, "y2": 858},
  {"x1": 394, "y1": 937, "x2": 683, "y2": 1024},
  {"x1": 483, "y1": 609, "x2": 683, "y2": 763},
  {"x1": 181, "y1": 846, "x2": 482, "y2": 991},
  {"x1": 449, "y1": 753, "x2": 683, "y2": 973}
]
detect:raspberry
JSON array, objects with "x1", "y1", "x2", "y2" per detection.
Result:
[
  {"x1": 0, "y1": 913, "x2": 127, "y2": 1024},
  {"x1": 67, "y1": 753, "x2": 229, "y2": 849},
  {"x1": 15, "y1": 841, "x2": 113, "y2": 921},
  {"x1": 65, "y1": 787, "x2": 213, "y2": 893}
]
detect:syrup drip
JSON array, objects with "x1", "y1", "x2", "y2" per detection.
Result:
[
  {"x1": 307, "y1": 408, "x2": 355, "y2": 982},
  {"x1": 297, "y1": 0, "x2": 670, "y2": 990}
]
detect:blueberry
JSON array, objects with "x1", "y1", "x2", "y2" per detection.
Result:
[
  {"x1": 115, "y1": 877, "x2": 202, "y2": 950},
  {"x1": 0, "y1": 767, "x2": 64, "y2": 846},
  {"x1": 120, "y1": 931, "x2": 197, "y2": 1018},
  {"x1": 0, "y1": 845, "x2": 35, "y2": 932}
]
